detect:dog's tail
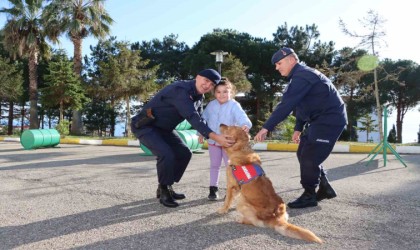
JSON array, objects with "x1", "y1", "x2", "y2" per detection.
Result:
[
  {"x1": 274, "y1": 222, "x2": 323, "y2": 244},
  {"x1": 270, "y1": 204, "x2": 323, "y2": 244}
]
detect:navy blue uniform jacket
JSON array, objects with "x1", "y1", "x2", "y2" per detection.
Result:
[
  {"x1": 132, "y1": 80, "x2": 213, "y2": 138},
  {"x1": 263, "y1": 63, "x2": 348, "y2": 132}
]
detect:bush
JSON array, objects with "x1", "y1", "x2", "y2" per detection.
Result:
[
  {"x1": 0, "y1": 126, "x2": 6, "y2": 135},
  {"x1": 387, "y1": 124, "x2": 397, "y2": 143},
  {"x1": 55, "y1": 119, "x2": 70, "y2": 138},
  {"x1": 13, "y1": 129, "x2": 22, "y2": 137},
  {"x1": 339, "y1": 128, "x2": 351, "y2": 141}
]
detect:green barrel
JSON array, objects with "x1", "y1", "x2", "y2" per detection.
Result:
[
  {"x1": 189, "y1": 130, "x2": 203, "y2": 150},
  {"x1": 20, "y1": 129, "x2": 61, "y2": 150},
  {"x1": 175, "y1": 120, "x2": 192, "y2": 130},
  {"x1": 176, "y1": 130, "x2": 203, "y2": 151},
  {"x1": 39, "y1": 129, "x2": 52, "y2": 145},
  {"x1": 48, "y1": 129, "x2": 61, "y2": 146},
  {"x1": 139, "y1": 129, "x2": 202, "y2": 156},
  {"x1": 139, "y1": 143, "x2": 154, "y2": 156}
]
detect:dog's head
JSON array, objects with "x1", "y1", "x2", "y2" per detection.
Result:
[{"x1": 220, "y1": 124, "x2": 250, "y2": 151}]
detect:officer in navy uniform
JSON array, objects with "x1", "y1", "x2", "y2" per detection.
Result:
[
  {"x1": 254, "y1": 48, "x2": 348, "y2": 209},
  {"x1": 131, "y1": 69, "x2": 235, "y2": 208}
]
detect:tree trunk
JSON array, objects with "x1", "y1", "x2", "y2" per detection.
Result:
[
  {"x1": 396, "y1": 115, "x2": 403, "y2": 144},
  {"x1": 396, "y1": 99, "x2": 404, "y2": 143},
  {"x1": 71, "y1": 37, "x2": 84, "y2": 135},
  {"x1": 7, "y1": 101, "x2": 13, "y2": 135},
  {"x1": 373, "y1": 68, "x2": 383, "y2": 141},
  {"x1": 20, "y1": 103, "x2": 25, "y2": 132},
  {"x1": 39, "y1": 108, "x2": 44, "y2": 128},
  {"x1": 110, "y1": 97, "x2": 115, "y2": 137},
  {"x1": 28, "y1": 51, "x2": 39, "y2": 129},
  {"x1": 60, "y1": 100, "x2": 64, "y2": 122},
  {"x1": 348, "y1": 88, "x2": 357, "y2": 141},
  {"x1": 126, "y1": 96, "x2": 131, "y2": 137}
]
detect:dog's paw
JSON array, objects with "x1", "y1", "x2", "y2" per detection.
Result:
[{"x1": 217, "y1": 207, "x2": 229, "y2": 214}]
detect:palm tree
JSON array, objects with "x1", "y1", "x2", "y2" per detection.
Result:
[
  {"x1": 43, "y1": 0, "x2": 114, "y2": 135},
  {"x1": 1, "y1": 0, "x2": 55, "y2": 129}
]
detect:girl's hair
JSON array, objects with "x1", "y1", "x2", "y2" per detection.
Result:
[{"x1": 215, "y1": 77, "x2": 237, "y2": 97}]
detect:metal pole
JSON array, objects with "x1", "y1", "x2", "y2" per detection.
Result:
[
  {"x1": 366, "y1": 105, "x2": 407, "y2": 167},
  {"x1": 383, "y1": 106, "x2": 388, "y2": 166}
]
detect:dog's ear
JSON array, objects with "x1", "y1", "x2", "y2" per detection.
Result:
[
  {"x1": 236, "y1": 127, "x2": 250, "y2": 142},
  {"x1": 220, "y1": 124, "x2": 227, "y2": 133}
]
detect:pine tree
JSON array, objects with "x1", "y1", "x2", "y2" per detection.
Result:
[
  {"x1": 40, "y1": 56, "x2": 88, "y2": 121},
  {"x1": 356, "y1": 113, "x2": 378, "y2": 142}
]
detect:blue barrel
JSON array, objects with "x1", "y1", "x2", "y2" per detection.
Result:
[{"x1": 20, "y1": 129, "x2": 61, "y2": 150}]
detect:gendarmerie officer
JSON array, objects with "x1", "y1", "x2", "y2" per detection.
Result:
[
  {"x1": 131, "y1": 69, "x2": 234, "y2": 208},
  {"x1": 254, "y1": 48, "x2": 348, "y2": 209}
]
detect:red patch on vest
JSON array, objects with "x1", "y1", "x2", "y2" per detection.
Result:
[{"x1": 231, "y1": 164, "x2": 265, "y2": 185}]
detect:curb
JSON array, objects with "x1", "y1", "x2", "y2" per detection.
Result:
[{"x1": 2, "y1": 136, "x2": 420, "y2": 154}]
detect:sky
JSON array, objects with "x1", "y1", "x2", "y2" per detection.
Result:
[{"x1": 1, "y1": 0, "x2": 419, "y2": 142}]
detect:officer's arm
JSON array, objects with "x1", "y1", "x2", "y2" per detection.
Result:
[
  {"x1": 263, "y1": 76, "x2": 312, "y2": 131},
  {"x1": 209, "y1": 132, "x2": 235, "y2": 147},
  {"x1": 166, "y1": 89, "x2": 213, "y2": 138},
  {"x1": 294, "y1": 115, "x2": 305, "y2": 132}
]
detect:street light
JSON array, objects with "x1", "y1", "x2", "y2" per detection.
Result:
[{"x1": 210, "y1": 50, "x2": 228, "y2": 74}]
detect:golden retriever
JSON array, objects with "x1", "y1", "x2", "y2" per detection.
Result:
[{"x1": 218, "y1": 124, "x2": 323, "y2": 244}]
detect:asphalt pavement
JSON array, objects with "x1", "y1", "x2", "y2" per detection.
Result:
[{"x1": 1, "y1": 142, "x2": 419, "y2": 250}]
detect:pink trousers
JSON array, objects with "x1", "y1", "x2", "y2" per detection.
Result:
[{"x1": 208, "y1": 144, "x2": 229, "y2": 187}]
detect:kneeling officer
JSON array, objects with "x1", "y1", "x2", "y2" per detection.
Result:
[{"x1": 131, "y1": 69, "x2": 235, "y2": 208}]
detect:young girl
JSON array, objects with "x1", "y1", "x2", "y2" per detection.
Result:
[{"x1": 198, "y1": 78, "x2": 252, "y2": 200}]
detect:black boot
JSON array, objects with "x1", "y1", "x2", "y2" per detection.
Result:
[
  {"x1": 316, "y1": 175, "x2": 337, "y2": 201},
  {"x1": 158, "y1": 185, "x2": 179, "y2": 208},
  {"x1": 287, "y1": 189, "x2": 317, "y2": 209},
  {"x1": 156, "y1": 185, "x2": 186, "y2": 200},
  {"x1": 208, "y1": 186, "x2": 219, "y2": 201}
]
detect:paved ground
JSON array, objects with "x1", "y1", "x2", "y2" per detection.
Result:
[{"x1": 1, "y1": 142, "x2": 419, "y2": 250}]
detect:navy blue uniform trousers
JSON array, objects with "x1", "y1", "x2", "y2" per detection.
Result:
[
  {"x1": 296, "y1": 124, "x2": 345, "y2": 189},
  {"x1": 138, "y1": 127, "x2": 192, "y2": 185}
]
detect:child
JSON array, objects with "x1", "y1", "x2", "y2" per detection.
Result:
[{"x1": 198, "y1": 78, "x2": 252, "y2": 200}]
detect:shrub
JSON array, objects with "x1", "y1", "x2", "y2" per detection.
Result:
[{"x1": 55, "y1": 119, "x2": 70, "y2": 138}]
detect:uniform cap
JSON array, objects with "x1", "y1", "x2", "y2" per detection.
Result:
[
  {"x1": 198, "y1": 69, "x2": 221, "y2": 85},
  {"x1": 271, "y1": 47, "x2": 295, "y2": 64}
]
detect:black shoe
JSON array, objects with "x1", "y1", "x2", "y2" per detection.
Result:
[
  {"x1": 316, "y1": 175, "x2": 337, "y2": 201},
  {"x1": 158, "y1": 185, "x2": 179, "y2": 208},
  {"x1": 208, "y1": 186, "x2": 219, "y2": 201},
  {"x1": 287, "y1": 189, "x2": 318, "y2": 209},
  {"x1": 156, "y1": 185, "x2": 186, "y2": 200}
]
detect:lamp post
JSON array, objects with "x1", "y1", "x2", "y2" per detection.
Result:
[{"x1": 210, "y1": 50, "x2": 228, "y2": 74}]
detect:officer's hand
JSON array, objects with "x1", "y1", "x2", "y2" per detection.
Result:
[
  {"x1": 222, "y1": 135, "x2": 235, "y2": 147},
  {"x1": 198, "y1": 134, "x2": 204, "y2": 144},
  {"x1": 254, "y1": 128, "x2": 268, "y2": 142},
  {"x1": 210, "y1": 133, "x2": 235, "y2": 147},
  {"x1": 292, "y1": 131, "x2": 301, "y2": 144}
]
